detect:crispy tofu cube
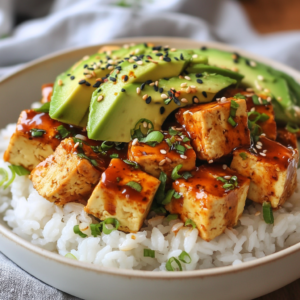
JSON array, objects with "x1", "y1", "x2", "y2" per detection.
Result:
[
  {"x1": 230, "y1": 137, "x2": 298, "y2": 208},
  {"x1": 176, "y1": 99, "x2": 250, "y2": 161},
  {"x1": 224, "y1": 88, "x2": 277, "y2": 140},
  {"x1": 85, "y1": 159, "x2": 160, "y2": 233},
  {"x1": 165, "y1": 164, "x2": 250, "y2": 241},
  {"x1": 276, "y1": 127, "x2": 298, "y2": 150},
  {"x1": 3, "y1": 110, "x2": 63, "y2": 170},
  {"x1": 128, "y1": 129, "x2": 196, "y2": 178},
  {"x1": 31, "y1": 138, "x2": 105, "y2": 205}
]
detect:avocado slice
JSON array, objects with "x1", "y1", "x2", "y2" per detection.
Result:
[
  {"x1": 87, "y1": 73, "x2": 236, "y2": 142},
  {"x1": 49, "y1": 43, "x2": 150, "y2": 126},
  {"x1": 186, "y1": 63, "x2": 244, "y2": 82},
  {"x1": 195, "y1": 47, "x2": 300, "y2": 124}
]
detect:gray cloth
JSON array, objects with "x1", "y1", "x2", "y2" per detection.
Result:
[
  {"x1": 1, "y1": 0, "x2": 300, "y2": 298},
  {"x1": 0, "y1": 252, "x2": 79, "y2": 299}
]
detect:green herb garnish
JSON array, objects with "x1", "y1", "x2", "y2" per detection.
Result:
[
  {"x1": 263, "y1": 202, "x2": 274, "y2": 224},
  {"x1": 239, "y1": 152, "x2": 248, "y2": 160},
  {"x1": 286, "y1": 123, "x2": 300, "y2": 134},
  {"x1": 139, "y1": 131, "x2": 164, "y2": 146},
  {"x1": 155, "y1": 171, "x2": 167, "y2": 203},
  {"x1": 73, "y1": 225, "x2": 87, "y2": 238},
  {"x1": 166, "y1": 214, "x2": 178, "y2": 222},
  {"x1": 56, "y1": 125, "x2": 70, "y2": 139},
  {"x1": 233, "y1": 93, "x2": 246, "y2": 100},
  {"x1": 123, "y1": 159, "x2": 139, "y2": 169},
  {"x1": 126, "y1": 181, "x2": 142, "y2": 192},
  {"x1": 168, "y1": 128, "x2": 178, "y2": 136},
  {"x1": 101, "y1": 141, "x2": 114, "y2": 151},
  {"x1": 102, "y1": 218, "x2": 120, "y2": 234},
  {"x1": 110, "y1": 153, "x2": 119, "y2": 158},
  {"x1": 227, "y1": 116, "x2": 237, "y2": 127},
  {"x1": 178, "y1": 251, "x2": 192, "y2": 264},
  {"x1": 185, "y1": 219, "x2": 196, "y2": 229},
  {"x1": 182, "y1": 136, "x2": 190, "y2": 142},
  {"x1": 166, "y1": 257, "x2": 182, "y2": 271},
  {"x1": 144, "y1": 249, "x2": 155, "y2": 258},
  {"x1": 65, "y1": 253, "x2": 77, "y2": 260},
  {"x1": 173, "y1": 192, "x2": 181, "y2": 199},
  {"x1": 131, "y1": 118, "x2": 154, "y2": 140},
  {"x1": 252, "y1": 95, "x2": 268, "y2": 105},
  {"x1": 182, "y1": 172, "x2": 192, "y2": 180},
  {"x1": 30, "y1": 128, "x2": 46, "y2": 137},
  {"x1": 162, "y1": 189, "x2": 175, "y2": 205},
  {"x1": 77, "y1": 153, "x2": 98, "y2": 167},
  {"x1": 217, "y1": 175, "x2": 238, "y2": 190},
  {"x1": 171, "y1": 164, "x2": 183, "y2": 181}
]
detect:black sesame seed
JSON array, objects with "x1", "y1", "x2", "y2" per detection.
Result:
[
  {"x1": 163, "y1": 57, "x2": 171, "y2": 62},
  {"x1": 124, "y1": 57, "x2": 129, "y2": 60},
  {"x1": 159, "y1": 87, "x2": 163, "y2": 93},
  {"x1": 165, "y1": 51, "x2": 169, "y2": 57},
  {"x1": 124, "y1": 75, "x2": 129, "y2": 82},
  {"x1": 197, "y1": 79, "x2": 203, "y2": 84},
  {"x1": 99, "y1": 60, "x2": 103, "y2": 63},
  {"x1": 160, "y1": 107, "x2": 165, "y2": 114},
  {"x1": 97, "y1": 89, "x2": 102, "y2": 93},
  {"x1": 173, "y1": 96, "x2": 181, "y2": 106},
  {"x1": 70, "y1": 76, "x2": 75, "y2": 80},
  {"x1": 146, "y1": 96, "x2": 152, "y2": 104},
  {"x1": 163, "y1": 77, "x2": 169, "y2": 80},
  {"x1": 174, "y1": 57, "x2": 179, "y2": 61},
  {"x1": 144, "y1": 43, "x2": 148, "y2": 48},
  {"x1": 67, "y1": 74, "x2": 71, "y2": 76},
  {"x1": 201, "y1": 46, "x2": 207, "y2": 50},
  {"x1": 245, "y1": 59, "x2": 250, "y2": 66},
  {"x1": 140, "y1": 82, "x2": 146, "y2": 90},
  {"x1": 183, "y1": 70, "x2": 189, "y2": 75},
  {"x1": 202, "y1": 91, "x2": 207, "y2": 98},
  {"x1": 196, "y1": 73, "x2": 203, "y2": 78},
  {"x1": 180, "y1": 53, "x2": 184, "y2": 60},
  {"x1": 121, "y1": 88, "x2": 126, "y2": 92},
  {"x1": 134, "y1": 58, "x2": 139, "y2": 62},
  {"x1": 106, "y1": 56, "x2": 111, "y2": 60},
  {"x1": 133, "y1": 64, "x2": 137, "y2": 69},
  {"x1": 233, "y1": 52, "x2": 240, "y2": 58},
  {"x1": 154, "y1": 85, "x2": 158, "y2": 92},
  {"x1": 168, "y1": 91, "x2": 173, "y2": 98},
  {"x1": 78, "y1": 80, "x2": 86, "y2": 85},
  {"x1": 110, "y1": 77, "x2": 116, "y2": 82},
  {"x1": 101, "y1": 67, "x2": 105, "y2": 70},
  {"x1": 85, "y1": 82, "x2": 91, "y2": 87},
  {"x1": 88, "y1": 67, "x2": 94, "y2": 71},
  {"x1": 152, "y1": 46, "x2": 162, "y2": 51},
  {"x1": 83, "y1": 64, "x2": 88, "y2": 68},
  {"x1": 163, "y1": 47, "x2": 169, "y2": 51},
  {"x1": 115, "y1": 66, "x2": 122, "y2": 70},
  {"x1": 156, "y1": 53, "x2": 163, "y2": 57},
  {"x1": 145, "y1": 80, "x2": 152, "y2": 85},
  {"x1": 145, "y1": 60, "x2": 150, "y2": 63},
  {"x1": 233, "y1": 59, "x2": 239, "y2": 64},
  {"x1": 93, "y1": 81, "x2": 101, "y2": 88}
]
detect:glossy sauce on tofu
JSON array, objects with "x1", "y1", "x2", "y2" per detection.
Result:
[
  {"x1": 17, "y1": 110, "x2": 64, "y2": 150},
  {"x1": 172, "y1": 164, "x2": 249, "y2": 227},
  {"x1": 276, "y1": 127, "x2": 298, "y2": 149},
  {"x1": 249, "y1": 136, "x2": 295, "y2": 171},
  {"x1": 100, "y1": 159, "x2": 154, "y2": 215}
]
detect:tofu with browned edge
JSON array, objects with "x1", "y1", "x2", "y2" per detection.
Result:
[
  {"x1": 128, "y1": 129, "x2": 196, "y2": 179},
  {"x1": 31, "y1": 138, "x2": 105, "y2": 205},
  {"x1": 85, "y1": 158, "x2": 160, "y2": 233},
  {"x1": 176, "y1": 99, "x2": 250, "y2": 161},
  {"x1": 3, "y1": 110, "x2": 63, "y2": 171},
  {"x1": 230, "y1": 136, "x2": 298, "y2": 208},
  {"x1": 165, "y1": 164, "x2": 250, "y2": 241}
]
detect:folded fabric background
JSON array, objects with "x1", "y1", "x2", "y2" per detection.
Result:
[{"x1": 0, "y1": 0, "x2": 300, "y2": 298}]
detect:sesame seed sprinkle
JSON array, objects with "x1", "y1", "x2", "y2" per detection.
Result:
[
  {"x1": 197, "y1": 79, "x2": 203, "y2": 84},
  {"x1": 160, "y1": 149, "x2": 167, "y2": 154},
  {"x1": 250, "y1": 107, "x2": 255, "y2": 112},
  {"x1": 224, "y1": 176, "x2": 231, "y2": 180},
  {"x1": 181, "y1": 82, "x2": 187, "y2": 88},
  {"x1": 181, "y1": 98, "x2": 188, "y2": 103},
  {"x1": 142, "y1": 94, "x2": 148, "y2": 100},
  {"x1": 132, "y1": 138, "x2": 138, "y2": 146},
  {"x1": 97, "y1": 95, "x2": 103, "y2": 102},
  {"x1": 220, "y1": 97, "x2": 227, "y2": 103},
  {"x1": 192, "y1": 54, "x2": 198, "y2": 58},
  {"x1": 161, "y1": 94, "x2": 168, "y2": 99},
  {"x1": 257, "y1": 75, "x2": 264, "y2": 81},
  {"x1": 159, "y1": 159, "x2": 166, "y2": 166},
  {"x1": 208, "y1": 160, "x2": 213, "y2": 164},
  {"x1": 184, "y1": 76, "x2": 191, "y2": 81},
  {"x1": 136, "y1": 87, "x2": 141, "y2": 94},
  {"x1": 256, "y1": 145, "x2": 262, "y2": 149},
  {"x1": 180, "y1": 155, "x2": 187, "y2": 159},
  {"x1": 143, "y1": 122, "x2": 148, "y2": 128},
  {"x1": 222, "y1": 164, "x2": 227, "y2": 170},
  {"x1": 260, "y1": 152, "x2": 266, "y2": 156},
  {"x1": 160, "y1": 107, "x2": 165, "y2": 114},
  {"x1": 165, "y1": 157, "x2": 172, "y2": 163}
]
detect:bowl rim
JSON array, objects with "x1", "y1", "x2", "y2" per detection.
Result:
[{"x1": 0, "y1": 36, "x2": 300, "y2": 280}]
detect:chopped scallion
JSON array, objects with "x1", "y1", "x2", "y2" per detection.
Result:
[
  {"x1": 286, "y1": 123, "x2": 300, "y2": 134},
  {"x1": 185, "y1": 219, "x2": 196, "y2": 229},
  {"x1": 126, "y1": 181, "x2": 142, "y2": 192},
  {"x1": 182, "y1": 172, "x2": 192, "y2": 180},
  {"x1": 171, "y1": 164, "x2": 183, "y2": 181},
  {"x1": 73, "y1": 225, "x2": 87, "y2": 238},
  {"x1": 101, "y1": 141, "x2": 114, "y2": 151},
  {"x1": 178, "y1": 251, "x2": 192, "y2": 264},
  {"x1": 102, "y1": 218, "x2": 120, "y2": 234},
  {"x1": 155, "y1": 171, "x2": 167, "y2": 203},
  {"x1": 65, "y1": 253, "x2": 77, "y2": 260},
  {"x1": 263, "y1": 202, "x2": 274, "y2": 224},
  {"x1": 56, "y1": 125, "x2": 70, "y2": 139},
  {"x1": 144, "y1": 249, "x2": 155, "y2": 258},
  {"x1": 239, "y1": 152, "x2": 248, "y2": 160},
  {"x1": 110, "y1": 153, "x2": 119, "y2": 158},
  {"x1": 227, "y1": 116, "x2": 237, "y2": 127},
  {"x1": 30, "y1": 128, "x2": 46, "y2": 137},
  {"x1": 162, "y1": 189, "x2": 175, "y2": 205},
  {"x1": 166, "y1": 257, "x2": 182, "y2": 271},
  {"x1": 123, "y1": 159, "x2": 139, "y2": 169},
  {"x1": 166, "y1": 214, "x2": 178, "y2": 221}
]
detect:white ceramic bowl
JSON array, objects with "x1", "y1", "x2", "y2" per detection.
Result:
[{"x1": 0, "y1": 37, "x2": 300, "y2": 300}]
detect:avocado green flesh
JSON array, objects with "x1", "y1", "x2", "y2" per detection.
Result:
[
  {"x1": 196, "y1": 48, "x2": 300, "y2": 124},
  {"x1": 87, "y1": 74, "x2": 236, "y2": 142},
  {"x1": 49, "y1": 43, "x2": 150, "y2": 126},
  {"x1": 186, "y1": 63, "x2": 244, "y2": 82}
]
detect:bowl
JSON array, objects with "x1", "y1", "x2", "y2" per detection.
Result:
[{"x1": 0, "y1": 37, "x2": 299, "y2": 300}]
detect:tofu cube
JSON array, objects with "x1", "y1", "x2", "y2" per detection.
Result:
[
  {"x1": 3, "y1": 110, "x2": 63, "y2": 170},
  {"x1": 31, "y1": 138, "x2": 104, "y2": 205},
  {"x1": 85, "y1": 158, "x2": 160, "y2": 233},
  {"x1": 165, "y1": 164, "x2": 250, "y2": 241},
  {"x1": 176, "y1": 99, "x2": 250, "y2": 161},
  {"x1": 230, "y1": 136, "x2": 298, "y2": 208},
  {"x1": 276, "y1": 127, "x2": 298, "y2": 150},
  {"x1": 128, "y1": 129, "x2": 196, "y2": 178}
]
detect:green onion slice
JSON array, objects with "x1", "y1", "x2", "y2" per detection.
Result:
[
  {"x1": 131, "y1": 118, "x2": 154, "y2": 140},
  {"x1": 0, "y1": 168, "x2": 8, "y2": 187},
  {"x1": 56, "y1": 125, "x2": 70, "y2": 139},
  {"x1": 171, "y1": 164, "x2": 183, "y2": 181},
  {"x1": 185, "y1": 219, "x2": 196, "y2": 229},
  {"x1": 228, "y1": 116, "x2": 237, "y2": 127},
  {"x1": 263, "y1": 202, "x2": 274, "y2": 224},
  {"x1": 33, "y1": 102, "x2": 50, "y2": 113},
  {"x1": 239, "y1": 152, "x2": 248, "y2": 160},
  {"x1": 10, "y1": 165, "x2": 30, "y2": 176},
  {"x1": 166, "y1": 214, "x2": 178, "y2": 222},
  {"x1": 90, "y1": 223, "x2": 102, "y2": 237},
  {"x1": 123, "y1": 159, "x2": 139, "y2": 169},
  {"x1": 173, "y1": 192, "x2": 181, "y2": 199},
  {"x1": 178, "y1": 251, "x2": 192, "y2": 264},
  {"x1": 233, "y1": 93, "x2": 246, "y2": 100},
  {"x1": 252, "y1": 95, "x2": 268, "y2": 105},
  {"x1": 4, "y1": 166, "x2": 16, "y2": 189},
  {"x1": 175, "y1": 143, "x2": 186, "y2": 154},
  {"x1": 65, "y1": 253, "x2": 77, "y2": 260},
  {"x1": 126, "y1": 181, "x2": 142, "y2": 192},
  {"x1": 102, "y1": 218, "x2": 120, "y2": 234},
  {"x1": 168, "y1": 128, "x2": 178, "y2": 136},
  {"x1": 182, "y1": 136, "x2": 190, "y2": 142},
  {"x1": 151, "y1": 202, "x2": 167, "y2": 215},
  {"x1": 166, "y1": 257, "x2": 182, "y2": 271},
  {"x1": 139, "y1": 131, "x2": 164, "y2": 145},
  {"x1": 30, "y1": 128, "x2": 46, "y2": 137},
  {"x1": 162, "y1": 189, "x2": 175, "y2": 205},
  {"x1": 110, "y1": 153, "x2": 119, "y2": 158},
  {"x1": 217, "y1": 176, "x2": 227, "y2": 183},
  {"x1": 155, "y1": 171, "x2": 167, "y2": 203},
  {"x1": 77, "y1": 153, "x2": 98, "y2": 167},
  {"x1": 286, "y1": 123, "x2": 300, "y2": 133},
  {"x1": 73, "y1": 225, "x2": 87, "y2": 238},
  {"x1": 144, "y1": 249, "x2": 155, "y2": 258},
  {"x1": 230, "y1": 100, "x2": 239, "y2": 117}
]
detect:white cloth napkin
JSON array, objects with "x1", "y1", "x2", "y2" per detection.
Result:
[{"x1": 0, "y1": 0, "x2": 300, "y2": 298}]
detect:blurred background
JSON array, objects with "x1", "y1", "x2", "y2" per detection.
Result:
[{"x1": 1, "y1": 0, "x2": 300, "y2": 78}]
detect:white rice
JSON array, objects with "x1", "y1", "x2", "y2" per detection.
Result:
[{"x1": 0, "y1": 123, "x2": 300, "y2": 271}]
